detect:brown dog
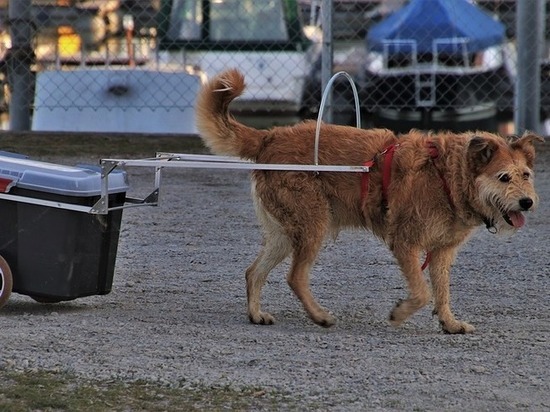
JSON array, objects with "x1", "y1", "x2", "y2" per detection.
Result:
[{"x1": 195, "y1": 69, "x2": 542, "y2": 334}]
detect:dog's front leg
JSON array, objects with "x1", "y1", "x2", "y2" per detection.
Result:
[
  {"x1": 428, "y1": 247, "x2": 475, "y2": 334},
  {"x1": 389, "y1": 247, "x2": 431, "y2": 327}
]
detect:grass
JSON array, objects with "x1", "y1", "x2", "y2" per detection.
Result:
[{"x1": 0, "y1": 368, "x2": 291, "y2": 411}]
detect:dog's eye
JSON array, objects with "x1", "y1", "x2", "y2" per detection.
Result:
[
  {"x1": 498, "y1": 174, "x2": 511, "y2": 183},
  {"x1": 523, "y1": 172, "x2": 531, "y2": 180}
]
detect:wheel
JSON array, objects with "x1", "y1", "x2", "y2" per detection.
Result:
[
  {"x1": 29, "y1": 296, "x2": 62, "y2": 304},
  {"x1": 0, "y1": 255, "x2": 13, "y2": 309}
]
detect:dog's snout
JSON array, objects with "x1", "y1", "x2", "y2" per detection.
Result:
[{"x1": 519, "y1": 197, "x2": 534, "y2": 210}]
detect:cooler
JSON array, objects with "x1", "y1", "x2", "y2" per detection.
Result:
[{"x1": 0, "y1": 152, "x2": 129, "y2": 302}]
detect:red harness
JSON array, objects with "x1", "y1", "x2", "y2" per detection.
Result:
[
  {"x1": 360, "y1": 141, "x2": 454, "y2": 271},
  {"x1": 360, "y1": 143, "x2": 399, "y2": 210}
]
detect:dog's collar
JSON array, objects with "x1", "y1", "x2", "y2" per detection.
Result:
[
  {"x1": 483, "y1": 216, "x2": 497, "y2": 233},
  {"x1": 482, "y1": 216, "x2": 495, "y2": 232}
]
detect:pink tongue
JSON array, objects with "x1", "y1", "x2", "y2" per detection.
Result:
[{"x1": 509, "y1": 211, "x2": 525, "y2": 228}]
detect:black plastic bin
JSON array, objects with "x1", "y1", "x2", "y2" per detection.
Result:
[{"x1": 0, "y1": 153, "x2": 129, "y2": 302}]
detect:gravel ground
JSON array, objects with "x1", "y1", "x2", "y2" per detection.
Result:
[{"x1": 1, "y1": 142, "x2": 549, "y2": 411}]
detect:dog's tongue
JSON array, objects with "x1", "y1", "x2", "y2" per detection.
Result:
[{"x1": 508, "y1": 211, "x2": 525, "y2": 228}]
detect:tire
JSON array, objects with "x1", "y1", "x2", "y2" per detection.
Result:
[
  {"x1": 29, "y1": 296, "x2": 62, "y2": 304},
  {"x1": 0, "y1": 255, "x2": 13, "y2": 308}
]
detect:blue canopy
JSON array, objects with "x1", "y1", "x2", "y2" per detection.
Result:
[{"x1": 367, "y1": 0, "x2": 505, "y2": 54}]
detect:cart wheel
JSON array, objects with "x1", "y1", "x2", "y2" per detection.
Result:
[
  {"x1": 29, "y1": 296, "x2": 62, "y2": 304},
  {"x1": 0, "y1": 255, "x2": 13, "y2": 309}
]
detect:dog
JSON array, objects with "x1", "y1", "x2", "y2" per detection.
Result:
[{"x1": 195, "y1": 69, "x2": 542, "y2": 334}]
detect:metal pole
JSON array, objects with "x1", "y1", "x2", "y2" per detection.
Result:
[
  {"x1": 321, "y1": 0, "x2": 333, "y2": 123},
  {"x1": 7, "y1": 0, "x2": 34, "y2": 131},
  {"x1": 515, "y1": 0, "x2": 544, "y2": 134}
]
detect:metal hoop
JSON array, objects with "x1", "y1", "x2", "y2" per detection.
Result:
[{"x1": 314, "y1": 71, "x2": 361, "y2": 167}]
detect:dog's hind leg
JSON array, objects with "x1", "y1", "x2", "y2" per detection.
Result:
[
  {"x1": 246, "y1": 211, "x2": 292, "y2": 325},
  {"x1": 428, "y1": 247, "x2": 475, "y2": 334},
  {"x1": 279, "y1": 187, "x2": 335, "y2": 327},
  {"x1": 250, "y1": 178, "x2": 334, "y2": 327},
  {"x1": 389, "y1": 247, "x2": 431, "y2": 327},
  {"x1": 287, "y1": 241, "x2": 335, "y2": 327},
  {"x1": 285, "y1": 202, "x2": 334, "y2": 327}
]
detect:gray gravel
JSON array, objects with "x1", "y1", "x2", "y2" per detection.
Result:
[{"x1": 1, "y1": 146, "x2": 549, "y2": 411}]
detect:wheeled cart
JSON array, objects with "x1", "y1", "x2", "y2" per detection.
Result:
[{"x1": 0, "y1": 152, "x2": 129, "y2": 307}]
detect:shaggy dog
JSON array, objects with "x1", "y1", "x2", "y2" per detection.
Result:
[{"x1": 195, "y1": 69, "x2": 542, "y2": 334}]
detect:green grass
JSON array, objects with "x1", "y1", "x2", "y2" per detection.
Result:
[{"x1": 0, "y1": 369, "x2": 291, "y2": 412}]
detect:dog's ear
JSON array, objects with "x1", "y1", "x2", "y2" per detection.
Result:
[
  {"x1": 511, "y1": 131, "x2": 544, "y2": 169},
  {"x1": 468, "y1": 136, "x2": 497, "y2": 170}
]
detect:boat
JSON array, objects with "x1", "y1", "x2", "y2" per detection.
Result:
[
  {"x1": 32, "y1": 68, "x2": 201, "y2": 134},
  {"x1": 157, "y1": 0, "x2": 321, "y2": 126},
  {"x1": 362, "y1": 0, "x2": 512, "y2": 132}
]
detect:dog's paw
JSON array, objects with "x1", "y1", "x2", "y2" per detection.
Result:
[
  {"x1": 248, "y1": 311, "x2": 275, "y2": 325},
  {"x1": 312, "y1": 312, "x2": 336, "y2": 328},
  {"x1": 388, "y1": 299, "x2": 409, "y2": 327},
  {"x1": 440, "y1": 319, "x2": 475, "y2": 334}
]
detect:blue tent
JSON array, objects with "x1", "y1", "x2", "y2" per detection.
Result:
[{"x1": 367, "y1": 0, "x2": 505, "y2": 54}]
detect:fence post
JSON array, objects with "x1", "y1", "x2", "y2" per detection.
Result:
[
  {"x1": 321, "y1": 0, "x2": 333, "y2": 123},
  {"x1": 515, "y1": 0, "x2": 544, "y2": 135},
  {"x1": 7, "y1": 0, "x2": 34, "y2": 131}
]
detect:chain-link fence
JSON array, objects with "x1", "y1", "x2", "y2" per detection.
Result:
[{"x1": 1, "y1": 0, "x2": 548, "y2": 134}]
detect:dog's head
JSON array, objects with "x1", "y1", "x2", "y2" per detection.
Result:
[{"x1": 468, "y1": 132, "x2": 543, "y2": 233}]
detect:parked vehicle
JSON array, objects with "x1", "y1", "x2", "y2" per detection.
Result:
[{"x1": 362, "y1": 0, "x2": 513, "y2": 132}]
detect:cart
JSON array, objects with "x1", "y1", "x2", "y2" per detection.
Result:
[
  {"x1": 0, "y1": 72, "x2": 365, "y2": 308},
  {"x1": 0, "y1": 153, "x2": 129, "y2": 307}
]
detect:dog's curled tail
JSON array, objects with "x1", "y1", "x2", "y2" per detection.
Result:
[{"x1": 195, "y1": 69, "x2": 264, "y2": 159}]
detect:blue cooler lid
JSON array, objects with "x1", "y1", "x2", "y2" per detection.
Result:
[{"x1": 0, "y1": 153, "x2": 129, "y2": 197}]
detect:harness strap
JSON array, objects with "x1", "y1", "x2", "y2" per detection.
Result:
[
  {"x1": 381, "y1": 144, "x2": 399, "y2": 205},
  {"x1": 360, "y1": 160, "x2": 375, "y2": 206},
  {"x1": 360, "y1": 142, "x2": 453, "y2": 272},
  {"x1": 359, "y1": 142, "x2": 398, "y2": 207},
  {"x1": 421, "y1": 251, "x2": 431, "y2": 271}
]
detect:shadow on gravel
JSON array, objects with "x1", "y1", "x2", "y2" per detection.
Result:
[{"x1": 0, "y1": 299, "x2": 90, "y2": 316}]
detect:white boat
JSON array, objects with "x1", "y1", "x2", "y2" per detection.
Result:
[
  {"x1": 156, "y1": 0, "x2": 321, "y2": 125},
  {"x1": 31, "y1": 0, "x2": 321, "y2": 132},
  {"x1": 32, "y1": 68, "x2": 201, "y2": 134}
]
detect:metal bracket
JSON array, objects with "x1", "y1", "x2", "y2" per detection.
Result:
[{"x1": 91, "y1": 157, "x2": 163, "y2": 215}]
